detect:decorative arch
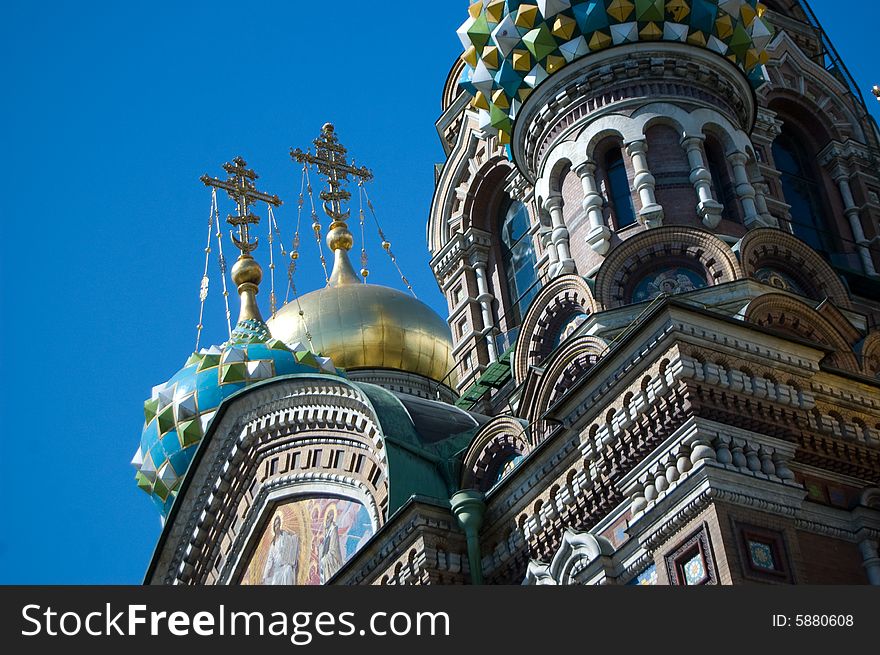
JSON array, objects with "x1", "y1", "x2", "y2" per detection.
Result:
[
  {"x1": 513, "y1": 274, "x2": 599, "y2": 384},
  {"x1": 760, "y1": 32, "x2": 867, "y2": 145},
  {"x1": 428, "y1": 123, "x2": 510, "y2": 254},
  {"x1": 460, "y1": 416, "x2": 530, "y2": 492},
  {"x1": 860, "y1": 331, "x2": 880, "y2": 379},
  {"x1": 523, "y1": 529, "x2": 615, "y2": 585},
  {"x1": 525, "y1": 334, "x2": 610, "y2": 435},
  {"x1": 744, "y1": 293, "x2": 860, "y2": 372},
  {"x1": 594, "y1": 227, "x2": 741, "y2": 309},
  {"x1": 145, "y1": 376, "x2": 398, "y2": 585},
  {"x1": 738, "y1": 228, "x2": 851, "y2": 307}
]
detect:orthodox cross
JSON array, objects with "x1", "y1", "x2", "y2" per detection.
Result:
[
  {"x1": 291, "y1": 124, "x2": 373, "y2": 223},
  {"x1": 201, "y1": 157, "x2": 282, "y2": 255}
]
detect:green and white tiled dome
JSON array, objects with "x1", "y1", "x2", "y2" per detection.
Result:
[
  {"x1": 457, "y1": 0, "x2": 774, "y2": 142},
  {"x1": 132, "y1": 318, "x2": 339, "y2": 517}
]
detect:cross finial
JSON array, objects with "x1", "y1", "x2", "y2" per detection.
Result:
[
  {"x1": 291, "y1": 124, "x2": 373, "y2": 287},
  {"x1": 200, "y1": 156, "x2": 282, "y2": 256},
  {"x1": 200, "y1": 157, "x2": 282, "y2": 325},
  {"x1": 291, "y1": 124, "x2": 373, "y2": 224}
]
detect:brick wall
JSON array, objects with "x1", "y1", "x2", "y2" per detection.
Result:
[
  {"x1": 795, "y1": 531, "x2": 866, "y2": 584},
  {"x1": 646, "y1": 124, "x2": 700, "y2": 226}
]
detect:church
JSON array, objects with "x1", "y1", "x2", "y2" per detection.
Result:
[{"x1": 135, "y1": 0, "x2": 880, "y2": 585}]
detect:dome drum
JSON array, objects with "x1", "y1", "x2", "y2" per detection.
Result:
[{"x1": 513, "y1": 41, "x2": 758, "y2": 181}]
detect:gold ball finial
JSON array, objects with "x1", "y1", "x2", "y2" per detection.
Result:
[
  {"x1": 323, "y1": 122, "x2": 335, "y2": 134},
  {"x1": 231, "y1": 255, "x2": 263, "y2": 288},
  {"x1": 327, "y1": 225, "x2": 354, "y2": 252},
  {"x1": 873, "y1": 85, "x2": 880, "y2": 101}
]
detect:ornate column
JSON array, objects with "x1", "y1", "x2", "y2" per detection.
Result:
[
  {"x1": 543, "y1": 195, "x2": 576, "y2": 276},
  {"x1": 681, "y1": 136, "x2": 724, "y2": 229},
  {"x1": 831, "y1": 167, "x2": 878, "y2": 277},
  {"x1": 574, "y1": 160, "x2": 611, "y2": 255},
  {"x1": 749, "y1": 174, "x2": 778, "y2": 227},
  {"x1": 539, "y1": 224, "x2": 558, "y2": 274},
  {"x1": 469, "y1": 249, "x2": 500, "y2": 363},
  {"x1": 727, "y1": 151, "x2": 763, "y2": 227},
  {"x1": 625, "y1": 140, "x2": 663, "y2": 228}
]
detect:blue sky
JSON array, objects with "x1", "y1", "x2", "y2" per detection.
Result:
[{"x1": 1, "y1": 1, "x2": 878, "y2": 584}]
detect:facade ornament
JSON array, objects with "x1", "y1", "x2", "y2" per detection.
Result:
[
  {"x1": 574, "y1": 160, "x2": 612, "y2": 255},
  {"x1": 543, "y1": 195, "x2": 576, "y2": 276},
  {"x1": 625, "y1": 140, "x2": 664, "y2": 228},
  {"x1": 682, "y1": 136, "x2": 724, "y2": 229}
]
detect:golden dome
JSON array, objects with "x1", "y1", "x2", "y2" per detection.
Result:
[{"x1": 267, "y1": 251, "x2": 457, "y2": 387}]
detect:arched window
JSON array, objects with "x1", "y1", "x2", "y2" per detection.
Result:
[
  {"x1": 772, "y1": 131, "x2": 833, "y2": 257},
  {"x1": 605, "y1": 147, "x2": 636, "y2": 229},
  {"x1": 500, "y1": 199, "x2": 540, "y2": 325}
]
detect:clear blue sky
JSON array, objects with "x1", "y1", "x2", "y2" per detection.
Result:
[{"x1": 1, "y1": 1, "x2": 878, "y2": 584}]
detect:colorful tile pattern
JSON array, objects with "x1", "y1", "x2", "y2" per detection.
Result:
[
  {"x1": 747, "y1": 539, "x2": 776, "y2": 571},
  {"x1": 132, "y1": 318, "x2": 340, "y2": 517},
  {"x1": 629, "y1": 563, "x2": 658, "y2": 585},
  {"x1": 682, "y1": 550, "x2": 707, "y2": 584},
  {"x1": 493, "y1": 453, "x2": 525, "y2": 484},
  {"x1": 457, "y1": 0, "x2": 774, "y2": 142}
]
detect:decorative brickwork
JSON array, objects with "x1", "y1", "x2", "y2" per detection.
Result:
[
  {"x1": 739, "y1": 228, "x2": 851, "y2": 306},
  {"x1": 594, "y1": 227, "x2": 742, "y2": 309}
]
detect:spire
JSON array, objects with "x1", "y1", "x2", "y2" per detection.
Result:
[
  {"x1": 200, "y1": 157, "x2": 282, "y2": 324},
  {"x1": 291, "y1": 124, "x2": 373, "y2": 287}
]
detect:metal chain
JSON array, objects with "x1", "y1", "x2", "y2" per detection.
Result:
[
  {"x1": 194, "y1": 191, "x2": 215, "y2": 351},
  {"x1": 304, "y1": 162, "x2": 329, "y2": 284},
  {"x1": 360, "y1": 183, "x2": 417, "y2": 298},
  {"x1": 285, "y1": 165, "x2": 306, "y2": 306},
  {"x1": 358, "y1": 180, "x2": 368, "y2": 281},
  {"x1": 284, "y1": 163, "x2": 314, "y2": 351},
  {"x1": 212, "y1": 189, "x2": 233, "y2": 337},
  {"x1": 267, "y1": 204, "x2": 278, "y2": 317}
]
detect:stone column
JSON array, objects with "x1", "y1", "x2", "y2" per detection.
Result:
[
  {"x1": 832, "y1": 169, "x2": 878, "y2": 277},
  {"x1": 543, "y1": 195, "x2": 576, "y2": 276},
  {"x1": 470, "y1": 251, "x2": 500, "y2": 363},
  {"x1": 682, "y1": 136, "x2": 724, "y2": 229},
  {"x1": 728, "y1": 151, "x2": 762, "y2": 227},
  {"x1": 539, "y1": 224, "x2": 558, "y2": 273},
  {"x1": 749, "y1": 176, "x2": 778, "y2": 227},
  {"x1": 574, "y1": 160, "x2": 611, "y2": 255},
  {"x1": 625, "y1": 140, "x2": 663, "y2": 228}
]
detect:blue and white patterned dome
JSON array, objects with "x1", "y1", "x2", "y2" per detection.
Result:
[{"x1": 132, "y1": 318, "x2": 339, "y2": 517}]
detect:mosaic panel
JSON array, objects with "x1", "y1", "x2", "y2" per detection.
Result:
[
  {"x1": 747, "y1": 540, "x2": 776, "y2": 571},
  {"x1": 682, "y1": 550, "x2": 707, "y2": 585},
  {"x1": 629, "y1": 563, "x2": 658, "y2": 585},
  {"x1": 494, "y1": 453, "x2": 525, "y2": 485},
  {"x1": 631, "y1": 266, "x2": 707, "y2": 303},
  {"x1": 240, "y1": 497, "x2": 374, "y2": 585},
  {"x1": 754, "y1": 267, "x2": 807, "y2": 295}
]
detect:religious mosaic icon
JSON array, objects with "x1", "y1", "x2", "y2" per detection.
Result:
[
  {"x1": 240, "y1": 497, "x2": 374, "y2": 585},
  {"x1": 631, "y1": 267, "x2": 707, "y2": 303}
]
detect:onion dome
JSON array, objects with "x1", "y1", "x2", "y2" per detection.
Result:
[
  {"x1": 269, "y1": 124, "x2": 456, "y2": 388},
  {"x1": 133, "y1": 242, "x2": 339, "y2": 516},
  {"x1": 267, "y1": 227, "x2": 456, "y2": 386},
  {"x1": 457, "y1": 0, "x2": 775, "y2": 142}
]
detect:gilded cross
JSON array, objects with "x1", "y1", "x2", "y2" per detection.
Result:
[
  {"x1": 291, "y1": 124, "x2": 373, "y2": 223},
  {"x1": 201, "y1": 156, "x2": 282, "y2": 255}
]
